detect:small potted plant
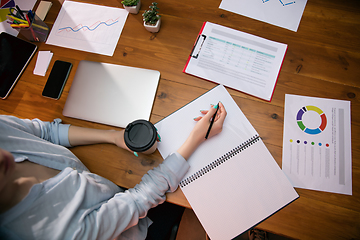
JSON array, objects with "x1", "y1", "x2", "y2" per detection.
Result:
[
  {"x1": 142, "y1": 2, "x2": 161, "y2": 33},
  {"x1": 121, "y1": 0, "x2": 141, "y2": 14}
]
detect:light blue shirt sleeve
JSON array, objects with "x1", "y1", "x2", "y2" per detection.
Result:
[
  {"x1": 34, "y1": 118, "x2": 72, "y2": 147},
  {"x1": 0, "y1": 115, "x2": 88, "y2": 171},
  {"x1": 0, "y1": 115, "x2": 71, "y2": 147}
]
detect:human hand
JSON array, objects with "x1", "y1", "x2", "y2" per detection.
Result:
[
  {"x1": 113, "y1": 128, "x2": 161, "y2": 155},
  {"x1": 177, "y1": 102, "x2": 227, "y2": 160},
  {"x1": 192, "y1": 101, "x2": 227, "y2": 143}
]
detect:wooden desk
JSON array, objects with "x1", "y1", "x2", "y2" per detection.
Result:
[{"x1": 1, "y1": 0, "x2": 359, "y2": 239}]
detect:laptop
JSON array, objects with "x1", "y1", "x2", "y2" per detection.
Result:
[{"x1": 63, "y1": 60, "x2": 160, "y2": 128}]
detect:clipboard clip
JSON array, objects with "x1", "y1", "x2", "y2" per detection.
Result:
[{"x1": 190, "y1": 34, "x2": 206, "y2": 59}]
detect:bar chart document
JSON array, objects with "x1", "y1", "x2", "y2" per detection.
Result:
[
  {"x1": 219, "y1": 0, "x2": 308, "y2": 32},
  {"x1": 282, "y1": 94, "x2": 352, "y2": 195},
  {"x1": 183, "y1": 22, "x2": 287, "y2": 101},
  {"x1": 46, "y1": 1, "x2": 128, "y2": 56}
]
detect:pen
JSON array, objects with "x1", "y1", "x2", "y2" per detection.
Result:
[
  {"x1": 205, "y1": 102, "x2": 219, "y2": 139},
  {"x1": 33, "y1": 29, "x2": 46, "y2": 35},
  {"x1": 26, "y1": 13, "x2": 39, "y2": 41},
  {"x1": 25, "y1": 13, "x2": 31, "y2": 24},
  {"x1": 7, "y1": 15, "x2": 49, "y2": 30},
  {"x1": 10, "y1": 23, "x2": 29, "y2": 28},
  {"x1": 15, "y1": 5, "x2": 26, "y2": 20},
  {"x1": 28, "y1": 10, "x2": 34, "y2": 22},
  {"x1": 31, "y1": 22, "x2": 49, "y2": 31},
  {"x1": 6, "y1": 15, "x2": 28, "y2": 24}
]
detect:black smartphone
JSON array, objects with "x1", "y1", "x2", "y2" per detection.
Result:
[{"x1": 42, "y1": 60, "x2": 72, "y2": 99}]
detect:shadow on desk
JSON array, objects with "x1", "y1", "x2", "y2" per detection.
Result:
[{"x1": 176, "y1": 208, "x2": 296, "y2": 240}]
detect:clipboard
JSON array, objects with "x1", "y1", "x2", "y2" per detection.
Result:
[{"x1": 183, "y1": 22, "x2": 288, "y2": 102}]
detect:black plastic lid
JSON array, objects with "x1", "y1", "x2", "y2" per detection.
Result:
[{"x1": 124, "y1": 119, "x2": 157, "y2": 152}]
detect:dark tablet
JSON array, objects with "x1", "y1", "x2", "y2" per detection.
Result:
[{"x1": 0, "y1": 32, "x2": 37, "y2": 99}]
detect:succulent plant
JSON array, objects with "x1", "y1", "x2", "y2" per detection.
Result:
[
  {"x1": 142, "y1": 2, "x2": 160, "y2": 25},
  {"x1": 121, "y1": 0, "x2": 139, "y2": 7}
]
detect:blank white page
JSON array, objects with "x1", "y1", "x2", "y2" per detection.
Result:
[{"x1": 183, "y1": 139, "x2": 298, "y2": 240}]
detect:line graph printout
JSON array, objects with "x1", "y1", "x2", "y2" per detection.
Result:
[
  {"x1": 46, "y1": 1, "x2": 128, "y2": 56},
  {"x1": 282, "y1": 94, "x2": 352, "y2": 195},
  {"x1": 219, "y1": 0, "x2": 308, "y2": 32}
]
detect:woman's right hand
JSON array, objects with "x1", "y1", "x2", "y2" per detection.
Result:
[
  {"x1": 177, "y1": 102, "x2": 227, "y2": 160},
  {"x1": 191, "y1": 101, "x2": 227, "y2": 144}
]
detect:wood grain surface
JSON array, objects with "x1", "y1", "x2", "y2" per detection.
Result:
[{"x1": 1, "y1": 0, "x2": 359, "y2": 239}]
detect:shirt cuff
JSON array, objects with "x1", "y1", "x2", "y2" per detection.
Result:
[
  {"x1": 162, "y1": 152, "x2": 190, "y2": 183},
  {"x1": 58, "y1": 123, "x2": 72, "y2": 147}
]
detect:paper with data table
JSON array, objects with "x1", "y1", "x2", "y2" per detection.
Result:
[
  {"x1": 46, "y1": 1, "x2": 128, "y2": 56},
  {"x1": 219, "y1": 0, "x2": 308, "y2": 32},
  {"x1": 282, "y1": 94, "x2": 352, "y2": 195},
  {"x1": 183, "y1": 22, "x2": 287, "y2": 101}
]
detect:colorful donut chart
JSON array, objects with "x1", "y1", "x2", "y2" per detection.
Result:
[{"x1": 296, "y1": 105, "x2": 327, "y2": 135}]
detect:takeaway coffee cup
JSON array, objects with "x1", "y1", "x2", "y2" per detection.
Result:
[{"x1": 124, "y1": 119, "x2": 158, "y2": 154}]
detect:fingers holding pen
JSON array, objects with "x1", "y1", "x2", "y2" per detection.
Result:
[
  {"x1": 215, "y1": 101, "x2": 226, "y2": 124},
  {"x1": 194, "y1": 102, "x2": 226, "y2": 123},
  {"x1": 194, "y1": 105, "x2": 214, "y2": 122},
  {"x1": 207, "y1": 102, "x2": 226, "y2": 138},
  {"x1": 212, "y1": 102, "x2": 226, "y2": 123},
  {"x1": 192, "y1": 102, "x2": 227, "y2": 140}
]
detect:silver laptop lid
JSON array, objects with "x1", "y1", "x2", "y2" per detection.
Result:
[{"x1": 63, "y1": 60, "x2": 160, "y2": 128}]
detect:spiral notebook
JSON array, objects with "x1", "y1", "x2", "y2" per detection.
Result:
[{"x1": 155, "y1": 85, "x2": 298, "y2": 240}]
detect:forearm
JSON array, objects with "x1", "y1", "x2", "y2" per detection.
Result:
[
  {"x1": 177, "y1": 132, "x2": 204, "y2": 160},
  {"x1": 68, "y1": 125, "x2": 126, "y2": 149}
]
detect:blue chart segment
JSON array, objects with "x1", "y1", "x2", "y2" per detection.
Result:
[
  {"x1": 55, "y1": 17, "x2": 121, "y2": 44},
  {"x1": 58, "y1": 18, "x2": 119, "y2": 33},
  {"x1": 261, "y1": 0, "x2": 296, "y2": 6},
  {"x1": 296, "y1": 105, "x2": 327, "y2": 135}
]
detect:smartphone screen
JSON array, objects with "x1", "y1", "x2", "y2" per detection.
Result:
[{"x1": 42, "y1": 60, "x2": 72, "y2": 99}]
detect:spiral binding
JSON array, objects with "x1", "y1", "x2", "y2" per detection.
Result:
[{"x1": 179, "y1": 134, "x2": 260, "y2": 188}]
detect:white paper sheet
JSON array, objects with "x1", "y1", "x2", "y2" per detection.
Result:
[
  {"x1": 282, "y1": 94, "x2": 352, "y2": 195},
  {"x1": 33, "y1": 51, "x2": 53, "y2": 76},
  {"x1": 184, "y1": 22, "x2": 287, "y2": 101},
  {"x1": 46, "y1": 1, "x2": 128, "y2": 56},
  {"x1": 219, "y1": 0, "x2": 308, "y2": 32},
  {"x1": 0, "y1": 0, "x2": 38, "y2": 36}
]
